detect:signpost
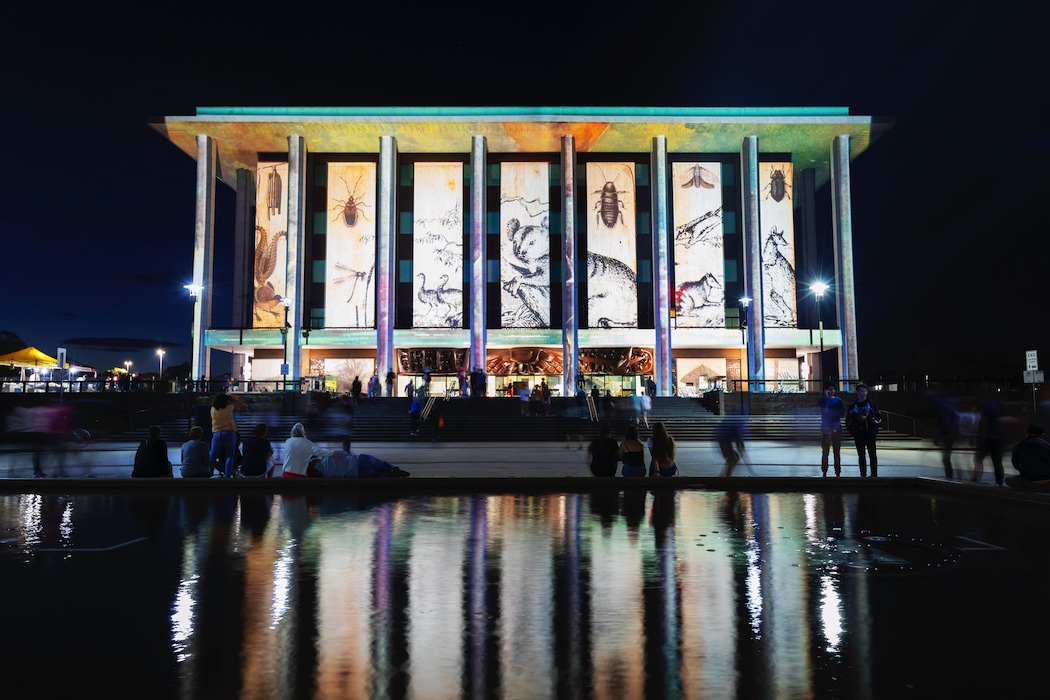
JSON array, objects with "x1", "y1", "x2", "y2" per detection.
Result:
[{"x1": 1024, "y1": 350, "x2": 1041, "y2": 414}]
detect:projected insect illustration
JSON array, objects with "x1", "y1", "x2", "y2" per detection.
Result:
[
  {"x1": 253, "y1": 225, "x2": 287, "y2": 322},
  {"x1": 331, "y1": 175, "x2": 370, "y2": 227},
  {"x1": 592, "y1": 164, "x2": 633, "y2": 228},
  {"x1": 680, "y1": 164, "x2": 718, "y2": 189},
  {"x1": 764, "y1": 166, "x2": 791, "y2": 202}
]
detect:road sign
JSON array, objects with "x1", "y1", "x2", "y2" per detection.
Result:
[
  {"x1": 1026, "y1": 350, "x2": 1039, "y2": 370},
  {"x1": 280, "y1": 363, "x2": 289, "y2": 376},
  {"x1": 1024, "y1": 370, "x2": 1044, "y2": 384}
]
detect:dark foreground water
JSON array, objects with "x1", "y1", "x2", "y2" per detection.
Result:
[{"x1": 1, "y1": 487, "x2": 1046, "y2": 699}]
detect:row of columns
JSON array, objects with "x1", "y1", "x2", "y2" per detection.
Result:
[{"x1": 189, "y1": 132, "x2": 860, "y2": 393}]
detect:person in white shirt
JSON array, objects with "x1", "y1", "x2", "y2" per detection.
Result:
[{"x1": 281, "y1": 423, "x2": 336, "y2": 478}]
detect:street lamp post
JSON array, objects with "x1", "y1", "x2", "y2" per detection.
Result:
[
  {"x1": 123, "y1": 360, "x2": 132, "y2": 391},
  {"x1": 809, "y1": 282, "x2": 828, "y2": 388},
  {"x1": 184, "y1": 283, "x2": 203, "y2": 390},
  {"x1": 279, "y1": 296, "x2": 292, "y2": 391},
  {"x1": 739, "y1": 297, "x2": 751, "y2": 392},
  {"x1": 157, "y1": 349, "x2": 165, "y2": 387}
]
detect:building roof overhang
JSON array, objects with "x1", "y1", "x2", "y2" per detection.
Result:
[{"x1": 152, "y1": 106, "x2": 893, "y2": 189}]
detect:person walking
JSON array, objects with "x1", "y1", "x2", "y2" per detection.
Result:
[
  {"x1": 386, "y1": 368, "x2": 396, "y2": 397},
  {"x1": 846, "y1": 383, "x2": 882, "y2": 477},
  {"x1": 818, "y1": 383, "x2": 845, "y2": 476},
  {"x1": 351, "y1": 376, "x2": 362, "y2": 405},
  {"x1": 974, "y1": 399, "x2": 1006, "y2": 486}
]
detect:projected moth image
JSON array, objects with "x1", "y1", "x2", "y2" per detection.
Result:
[
  {"x1": 672, "y1": 162, "x2": 725, "y2": 327},
  {"x1": 500, "y1": 162, "x2": 551, "y2": 328},
  {"x1": 326, "y1": 162, "x2": 377, "y2": 328},
  {"x1": 412, "y1": 163, "x2": 464, "y2": 329},
  {"x1": 586, "y1": 162, "x2": 638, "y2": 328},
  {"x1": 253, "y1": 162, "x2": 288, "y2": 328},
  {"x1": 759, "y1": 162, "x2": 797, "y2": 327}
]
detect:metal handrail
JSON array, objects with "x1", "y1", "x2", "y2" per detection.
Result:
[{"x1": 880, "y1": 410, "x2": 918, "y2": 438}]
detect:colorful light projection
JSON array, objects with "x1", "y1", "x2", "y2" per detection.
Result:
[
  {"x1": 252, "y1": 162, "x2": 288, "y2": 329},
  {"x1": 326, "y1": 162, "x2": 377, "y2": 328},
  {"x1": 586, "y1": 162, "x2": 638, "y2": 328},
  {"x1": 500, "y1": 162, "x2": 551, "y2": 328},
  {"x1": 412, "y1": 163, "x2": 464, "y2": 329},
  {"x1": 759, "y1": 162, "x2": 797, "y2": 327},
  {"x1": 672, "y1": 162, "x2": 725, "y2": 328}
]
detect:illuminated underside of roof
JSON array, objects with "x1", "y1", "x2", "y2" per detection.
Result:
[{"x1": 154, "y1": 106, "x2": 892, "y2": 189}]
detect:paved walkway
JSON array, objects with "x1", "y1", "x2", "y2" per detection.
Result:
[{"x1": 0, "y1": 437, "x2": 1010, "y2": 483}]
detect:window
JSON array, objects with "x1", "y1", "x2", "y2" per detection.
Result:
[
  {"x1": 313, "y1": 212, "x2": 327, "y2": 235},
  {"x1": 312, "y1": 260, "x2": 326, "y2": 282},
  {"x1": 399, "y1": 260, "x2": 413, "y2": 283}
]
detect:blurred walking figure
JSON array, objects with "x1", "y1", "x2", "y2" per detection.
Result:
[
  {"x1": 717, "y1": 420, "x2": 747, "y2": 476},
  {"x1": 846, "y1": 383, "x2": 882, "y2": 477},
  {"x1": 929, "y1": 386, "x2": 960, "y2": 478},
  {"x1": 819, "y1": 383, "x2": 845, "y2": 476},
  {"x1": 974, "y1": 399, "x2": 1006, "y2": 486}
]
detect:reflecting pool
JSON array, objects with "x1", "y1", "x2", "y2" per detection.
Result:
[{"x1": 1, "y1": 487, "x2": 1046, "y2": 698}]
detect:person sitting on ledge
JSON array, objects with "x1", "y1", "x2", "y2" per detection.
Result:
[
  {"x1": 1006, "y1": 424, "x2": 1050, "y2": 491},
  {"x1": 309, "y1": 452, "x2": 410, "y2": 478},
  {"x1": 180, "y1": 426, "x2": 211, "y2": 478}
]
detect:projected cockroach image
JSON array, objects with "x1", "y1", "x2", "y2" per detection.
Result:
[{"x1": 591, "y1": 164, "x2": 633, "y2": 228}]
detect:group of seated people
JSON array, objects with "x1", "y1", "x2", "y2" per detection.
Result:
[
  {"x1": 588, "y1": 421, "x2": 678, "y2": 477},
  {"x1": 156, "y1": 422, "x2": 409, "y2": 478}
]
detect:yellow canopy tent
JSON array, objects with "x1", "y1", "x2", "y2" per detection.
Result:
[
  {"x1": 0, "y1": 346, "x2": 60, "y2": 368},
  {"x1": 0, "y1": 347, "x2": 60, "y2": 381}
]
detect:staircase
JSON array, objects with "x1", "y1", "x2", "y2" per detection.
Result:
[{"x1": 119, "y1": 395, "x2": 919, "y2": 444}]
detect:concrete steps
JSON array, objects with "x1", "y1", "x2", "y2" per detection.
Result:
[{"x1": 120, "y1": 395, "x2": 919, "y2": 444}]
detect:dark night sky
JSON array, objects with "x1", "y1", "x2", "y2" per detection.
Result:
[{"x1": 0, "y1": 2, "x2": 1043, "y2": 380}]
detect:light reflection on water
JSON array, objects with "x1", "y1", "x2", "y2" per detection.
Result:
[{"x1": 4, "y1": 488, "x2": 1041, "y2": 698}]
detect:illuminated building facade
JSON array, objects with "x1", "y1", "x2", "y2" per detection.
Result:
[{"x1": 155, "y1": 107, "x2": 889, "y2": 395}]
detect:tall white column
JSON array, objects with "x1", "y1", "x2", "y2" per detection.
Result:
[
  {"x1": 741, "y1": 135, "x2": 766, "y2": 390},
  {"x1": 376, "y1": 136, "x2": 398, "y2": 379},
  {"x1": 191, "y1": 134, "x2": 216, "y2": 381},
  {"x1": 651, "y1": 136, "x2": 672, "y2": 396},
  {"x1": 285, "y1": 135, "x2": 307, "y2": 382},
  {"x1": 470, "y1": 136, "x2": 487, "y2": 374},
  {"x1": 561, "y1": 135, "x2": 579, "y2": 395},
  {"x1": 831, "y1": 134, "x2": 859, "y2": 389}
]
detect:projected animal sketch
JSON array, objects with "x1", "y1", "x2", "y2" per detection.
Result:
[
  {"x1": 253, "y1": 225, "x2": 287, "y2": 323},
  {"x1": 587, "y1": 252, "x2": 637, "y2": 328},
  {"x1": 675, "y1": 272, "x2": 724, "y2": 327},
  {"x1": 762, "y1": 226, "x2": 796, "y2": 327},
  {"x1": 502, "y1": 217, "x2": 550, "y2": 327}
]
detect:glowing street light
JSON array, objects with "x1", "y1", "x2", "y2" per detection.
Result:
[
  {"x1": 809, "y1": 282, "x2": 829, "y2": 385},
  {"x1": 157, "y1": 348, "x2": 165, "y2": 380},
  {"x1": 124, "y1": 360, "x2": 132, "y2": 375}
]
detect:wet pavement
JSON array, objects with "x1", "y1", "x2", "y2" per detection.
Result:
[{"x1": 0, "y1": 437, "x2": 1021, "y2": 483}]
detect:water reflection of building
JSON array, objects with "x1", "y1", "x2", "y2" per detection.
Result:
[{"x1": 156, "y1": 107, "x2": 888, "y2": 394}]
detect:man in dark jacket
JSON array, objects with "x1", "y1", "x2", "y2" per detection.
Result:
[
  {"x1": 846, "y1": 383, "x2": 882, "y2": 477},
  {"x1": 133, "y1": 425, "x2": 172, "y2": 477}
]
